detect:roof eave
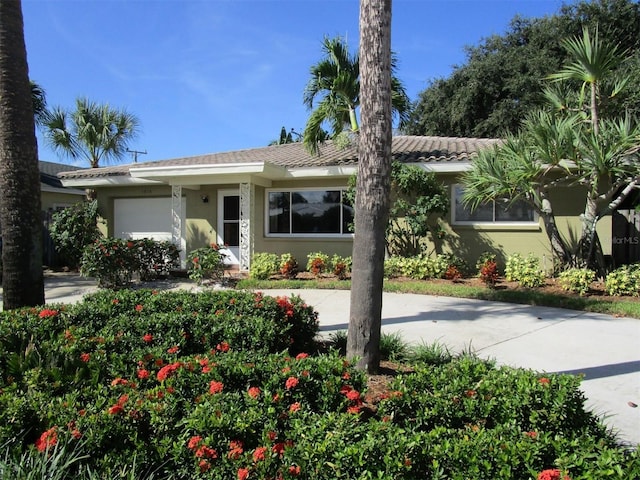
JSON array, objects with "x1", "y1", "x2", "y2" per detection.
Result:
[{"x1": 60, "y1": 176, "x2": 163, "y2": 188}]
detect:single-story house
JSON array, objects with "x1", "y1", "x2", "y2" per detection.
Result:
[{"x1": 58, "y1": 135, "x2": 618, "y2": 272}]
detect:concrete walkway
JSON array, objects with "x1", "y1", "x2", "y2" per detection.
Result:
[{"x1": 2, "y1": 274, "x2": 638, "y2": 446}]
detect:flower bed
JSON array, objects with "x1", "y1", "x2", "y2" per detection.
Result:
[{"x1": 0, "y1": 289, "x2": 638, "y2": 478}]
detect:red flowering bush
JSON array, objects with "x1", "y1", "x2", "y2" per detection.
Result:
[
  {"x1": 187, "y1": 244, "x2": 228, "y2": 284},
  {"x1": 1, "y1": 290, "x2": 637, "y2": 479}
]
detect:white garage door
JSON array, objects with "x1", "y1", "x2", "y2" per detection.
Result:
[{"x1": 114, "y1": 197, "x2": 186, "y2": 262}]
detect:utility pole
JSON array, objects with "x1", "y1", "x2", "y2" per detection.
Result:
[{"x1": 126, "y1": 149, "x2": 147, "y2": 163}]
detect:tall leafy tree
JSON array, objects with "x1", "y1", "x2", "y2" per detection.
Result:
[
  {"x1": 43, "y1": 97, "x2": 140, "y2": 168},
  {"x1": 0, "y1": 0, "x2": 45, "y2": 308},
  {"x1": 405, "y1": 0, "x2": 640, "y2": 138},
  {"x1": 303, "y1": 34, "x2": 409, "y2": 155},
  {"x1": 347, "y1": 0, "x2": 393, "y2": 373}
]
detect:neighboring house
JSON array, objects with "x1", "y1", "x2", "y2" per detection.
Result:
[
  {"x1": 40, "y1": 160, "x2": 86, "y2": 211},
  {"x1": 40, "y1": 161, "x2": 86, "y2": 266},
  {"x1": 0, "y1": 161, "x2": 85, "y2": 267},
  {"x1": 58, "y1": 136, "x2": 613, "y2": 272}
]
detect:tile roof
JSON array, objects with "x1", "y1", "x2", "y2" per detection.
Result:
[
  {"x1": 58, "y1": 135, "x2": 500, "y2": 180},
  {"x1": 39, "y1": 161, "x2": 80, "y2": 188}
]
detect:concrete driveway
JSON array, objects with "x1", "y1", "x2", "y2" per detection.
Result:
[{"x1": 2, "y1": 274, "x2": 638, "y2": 446}]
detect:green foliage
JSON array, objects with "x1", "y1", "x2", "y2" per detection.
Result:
[
  {"x1": 249, "y1": 253, "x2": 279, "y2": 280},
  {"x1": 187, "y1": 244, "x2": 227, "y2": 284},
  {"x1": 48, "y1": 201, "x2": 101, "y2": 269},
  {"x1": 80, "y1": 238, "x2": 179, "y2": 288},
  {"x1": 80, "y1": 238, "x2": 137, "y2": 288},
  {"x1": 306, "y1": 251, "x2": 330, "y2": 276},
  {"x1": 1, "y1": 293, "x2": 637, "y2": 478},
  {"x1": 386, "y1": 162, "x2": 449, "y2": 257},
  {"x1": 379, "y1": 332, "x2": 409, "y2": 362},
  {"x1": 604, "y1": 264, "x2": 640, "y2": 296},
  {"x1": 408, "y1": 341, "x2": 453, "y2": 366},
  {"x1": 558, "y1": 268, "x2": 596, "y2": 296},
  {"x1": 384, "y1": 254, "x2": 464, "y2": 280},
  {"x1": 405, "y1": 0, "x2": 640, "y2": 138},
  {"x1": 505, "y1": 253, "x2": 546, "y2": 288}
]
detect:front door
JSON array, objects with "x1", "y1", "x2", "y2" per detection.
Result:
[{"x1": 218, "y1": 190, "x2": 240, "y2": 265}]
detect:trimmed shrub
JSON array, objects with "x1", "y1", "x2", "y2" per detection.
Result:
[
  {"x1": 80, "y1": 238, "x2": 137, "y2": 288},
  {"x1": 279, "y1": 253, "x2": 298, "y2": 278},
  {"x1": 505, "y1": 253, "x2": 545, "y2": 288},
  {"x1": 330, "y1": 254, "x2": 352, "y2": 280},
  {"x1": 187, "y1": 244, "x2": 227, "y2": 284},
  {"x1": 249, "y1": 253, "x2": 279, "y2": 280},
  {"x1": 80, "y1": 238, "x2": 180, "y2": 288},
  {"x1": 558, "y1": 268, "x2": 596, "y2": 296},
  {"x1": 306, "y1": 252, "x2": 330, "y2": 276},
  {"x1": 604, "y1": 264, "x2": 640, "y2": 296}
]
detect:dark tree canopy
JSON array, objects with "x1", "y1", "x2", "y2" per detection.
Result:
[{"x1": 404, "y1": 0, "x2": 640, "y2": 139}]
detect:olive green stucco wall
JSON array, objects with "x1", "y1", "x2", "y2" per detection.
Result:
[{"x1": 96, "y1": 174, "x2": 614, "y2": 273}]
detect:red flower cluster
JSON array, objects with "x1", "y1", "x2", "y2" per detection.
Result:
[
  {"x1": 35, "y1": 427, "x2": 57, "y2": 452},
  {"x1": 167, "y1": 345, "x2": 179, "y2": 354},
  {"x1": 247, "y1": 386, "x2": 261, "y2": 399},
  {"x1": 187, "y1": 435, "x2": 218, "y2": 473},
  {"x1": 143, "y1": 333, "x2": 153, "y2": 343},
  {"x1": 228, "y1": 440, "x2": 244, "y2": 459},
  {"x1": 295, "y1": 352, "x2": 309, "y2": 360},
  {"x1": 209, "y1": 380, "x2": 224, "y2": 394},
  {"x1": 238, "y1": 468, "x2": 249, "y2": 480},
  {"x1": 340, "y1": 384, "x2": 363, "y2": 414},
  {"x1": 276, "y1": 296, "x2": 295, "y2": 318},
  {"x1": 285, "y1": 376, "x2": 299, "y2": 390},
  {"x1": 538, "y1": 469, "x2": 571, "y2": 480},
  {"x1": 252, "y1": 446, "x2": 268, "y2": 462},
  {"x1": 216, "y1": 341, "x2": 231, "y2": 353},
  {"x1": 157, "y1": 362, "x2": 182, "y2": 381},
  {"x1": 539, "y1": 377, "x2": 550, "y2": 386},
  {"x1": 39, "y1": 309, "x2": 58, "y2": 319},
  {"x1": 108, "y1": 394, "x2": 129, "y2": 415},
  {"x1": 137, "y1": 368, "x2": 150, "y2": 380},
  {"x1": 80, "y1": 352, "x2": 90, "y2": 363}
]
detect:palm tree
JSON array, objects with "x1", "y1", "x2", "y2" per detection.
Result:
[
  {"x1": 303, "y1": 34, "x2": 409, "y2": 155},
  {"x1": 549, "y1": 27, "x2": 627, "y2": 136},
  {"x1": 0, "y1": 0, "x2": 45, "y2": 308},
  {"x1": 347, "y1": 0, "x2": 393, "y2": 374},
  {"x1": 462, "y1": 111, "x2": 578, "y2": 265},
  {"x1": 30, "y1": 81, "x2": 47, "y2": 126},
  {"x1": 549, "y1": 28, "x2": 634, "y2": 268},
  {"x1": 43, "y1": 97, "x2": 140, "y2": 168}
]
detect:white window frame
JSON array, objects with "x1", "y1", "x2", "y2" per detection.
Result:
[
  {"x1": 265, "y1": 187, "x2": 353, "y2": 238},
  {"x1": 451, "y1": 184, "x2": 538, "y2": 226}
]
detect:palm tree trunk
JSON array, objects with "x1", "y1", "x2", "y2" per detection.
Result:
[
  {"x1": 0, "y1": 0, "x2": 45, "y2": 309},
  {"x1": 347, "y1": 0, "x2": 392, "y2": 374}
]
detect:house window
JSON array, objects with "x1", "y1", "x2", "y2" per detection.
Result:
[
  {"x1": 452, "y1": 185, "x2": 536, "y2": 224},
  {"x1": 267, "y1": 189, "x2": 353, "y2": 235}
]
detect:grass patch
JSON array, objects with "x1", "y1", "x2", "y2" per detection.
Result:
[{"x1": 238, "y1": 278, "x2": 640, "y2": 319}]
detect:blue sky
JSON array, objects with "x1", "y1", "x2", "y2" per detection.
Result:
[{"x1": 23, "y1": 0, "x2": 570, "y2": 166}]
